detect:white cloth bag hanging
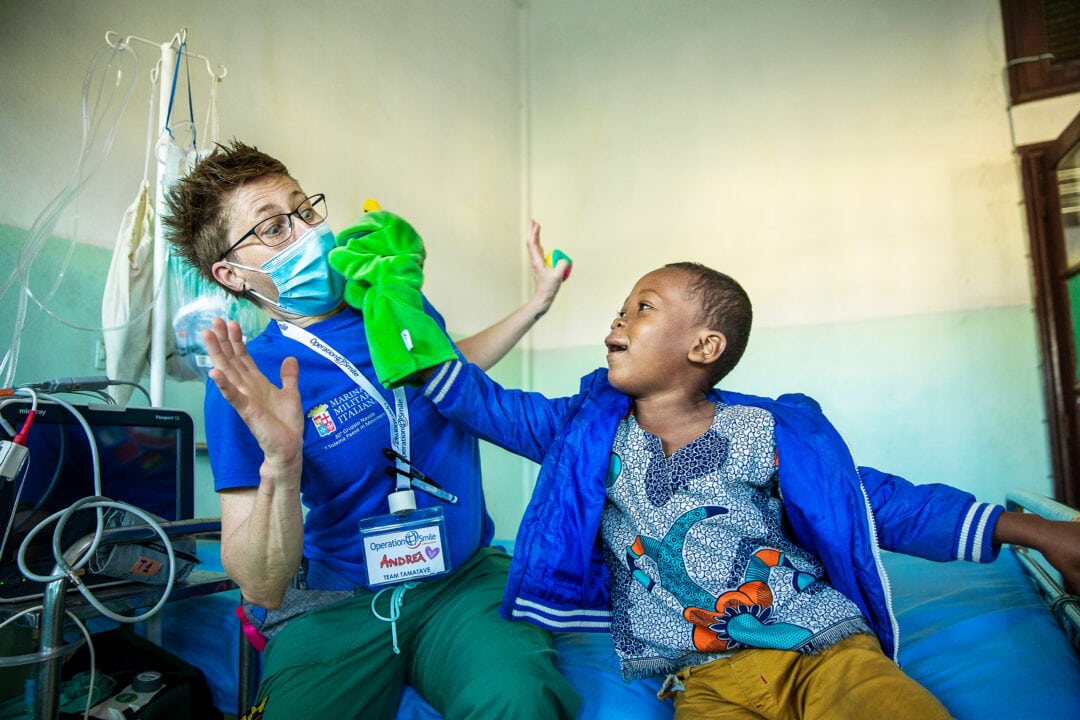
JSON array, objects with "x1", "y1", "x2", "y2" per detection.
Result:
[{"x1": 101, "y1": 178, "x2": 154, "y2": 405}]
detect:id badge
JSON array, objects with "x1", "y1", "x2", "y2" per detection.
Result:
[{"x1": 359, "y1": 507, "x2": 451, "y2": 587}]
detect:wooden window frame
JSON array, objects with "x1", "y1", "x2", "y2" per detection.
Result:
[
  {"x1": 1018, "y1": 110, "x2": 1080, "y2": 507},
  {"x1": 1001, "y1": 0, "x2": 1080, "y2": 106}
]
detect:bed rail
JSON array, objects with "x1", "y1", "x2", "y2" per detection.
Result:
[{"x1": 1005, "y1": 489, "x2": 1080, "y2": 656}]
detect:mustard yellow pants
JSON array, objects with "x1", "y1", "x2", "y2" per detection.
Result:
[{"x1": 659, "y1": 633, "x2": 953, "y2": 720}]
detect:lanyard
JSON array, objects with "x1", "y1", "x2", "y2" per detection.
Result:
[{"x1": 277, "y1": 321, "x2": 412, "y2": 493}]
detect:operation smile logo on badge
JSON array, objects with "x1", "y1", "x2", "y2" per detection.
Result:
[{"x1": 360, "y1": 507, "x2": 450, "y2": 587}]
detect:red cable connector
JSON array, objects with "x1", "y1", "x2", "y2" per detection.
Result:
[{"x1": 12, "y1": 410, "x2": 34, "y2": 447}]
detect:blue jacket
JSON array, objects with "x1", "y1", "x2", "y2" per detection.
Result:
[{"x1": 424, "y1": 360, "x2": 1003, "y2": 661}]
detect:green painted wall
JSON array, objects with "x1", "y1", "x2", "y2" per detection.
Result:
[
  {"x1": 1, "y1": 225, "x2": 110, "y2": 383},
  {"x1": 1, "y1": 225, "x2": 1057, "y2": 538},
  {"x1": 524, "y1": 306, "x2": 1054, "y2": 528}
]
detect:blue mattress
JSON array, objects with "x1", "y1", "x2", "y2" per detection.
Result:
[{"x1": 157, "y1": 546, "x2": 1080, "y2": 719}]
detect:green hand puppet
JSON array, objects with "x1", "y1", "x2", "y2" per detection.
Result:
[{"x1": 329, "y1": 210, "x2": 457, "y2": 388}]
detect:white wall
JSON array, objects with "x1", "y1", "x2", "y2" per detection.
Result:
[{"x1": 524, "y1": 0, "x2": 1080, "y2": 350}]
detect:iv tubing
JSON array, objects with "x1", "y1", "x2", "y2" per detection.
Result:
[{"x1": 0, "y1": 42, "x2": 140, "y2": 389}]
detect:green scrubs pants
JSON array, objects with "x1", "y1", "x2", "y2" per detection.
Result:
[{"x1": 247, "y1": 547, "x2": 581, "y2": 720}]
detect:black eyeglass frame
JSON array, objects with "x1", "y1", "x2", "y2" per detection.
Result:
[{"x1": 217, "y1": 193, "x2": 327, "y2": 261}]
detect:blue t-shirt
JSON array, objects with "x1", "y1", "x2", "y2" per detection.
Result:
[{"x1": 205, "y1": 303, "x2": 494, "y2": 589}]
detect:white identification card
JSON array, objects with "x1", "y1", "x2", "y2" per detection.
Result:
[{"x1": 359, "y1": 507, "x2": 450, "y2": 587}]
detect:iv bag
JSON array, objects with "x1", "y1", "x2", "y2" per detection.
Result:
[{"x1": 167, "y1": 252, "x2": 266, "y2": 381}]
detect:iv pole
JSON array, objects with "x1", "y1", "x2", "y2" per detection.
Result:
[
  {"x1": 149, "y1": 36, "x2": 176, "y2": 408},
  {"x1": 104, "y1": 29, "x2": 226, "y2": 406},
  {"x1": 23, "y1": 34, "x2": 227, "y2": 720},
  {"x1": 29, "y1": 36, "x2": 227, "y2": 720}
]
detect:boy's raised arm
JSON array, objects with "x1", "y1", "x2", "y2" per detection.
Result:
[
  {"x1": 993, "y1": 511, "x2": 1080, "y2": 593},
  {"x1": 455, "y1": 220, "x2": 568, "y2": 370}
]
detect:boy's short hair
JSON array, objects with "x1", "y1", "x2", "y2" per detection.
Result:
[
  {"x1": 161, "y1": 139, "x2": 292, "y2": 293},
  {"x1": 665, "y1": 262, "x2": 752, "y2": 385}
]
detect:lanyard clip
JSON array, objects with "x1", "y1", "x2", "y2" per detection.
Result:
[
  {"x1": 382, "y1": 447, "x2": 410, "y2": 465},
  {"x1": 382, "y1": 449, "x2": 459, "y2": 505},
  {"x1": 383, "y1": 466, "x2": 459, "y2": 505}
]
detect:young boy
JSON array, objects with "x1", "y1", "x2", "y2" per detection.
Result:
[{"x1": 420, "y1": 261, "x2": 1080, "y2": 719}]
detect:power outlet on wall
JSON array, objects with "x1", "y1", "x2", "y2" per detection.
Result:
[{"x1": 94, "y1": 339, "x2": 106, "y2": 370}]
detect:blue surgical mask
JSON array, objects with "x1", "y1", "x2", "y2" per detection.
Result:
[{"x1": 228, "y1": 222, "x2": 345, "y2": 316}]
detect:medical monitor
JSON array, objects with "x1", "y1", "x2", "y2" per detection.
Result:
[{"x1": 0, "y1": 399, "x2": 196, "y2": 602}]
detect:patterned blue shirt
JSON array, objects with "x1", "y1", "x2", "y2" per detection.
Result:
[{"x1": 601, "y1": 402, "x2": 870, "y2": 680}]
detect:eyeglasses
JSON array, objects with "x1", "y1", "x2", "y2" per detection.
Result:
[{"x1": 218, "y1": 193, "x2": 327, "y2": 260}]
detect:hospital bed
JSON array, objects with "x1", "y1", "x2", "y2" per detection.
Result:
[{"x1": 152, "y1": 488, "x2": 1079, "y2": 719}]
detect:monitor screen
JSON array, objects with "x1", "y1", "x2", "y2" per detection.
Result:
[{"x1": 0, "y1": 399, "x2": 195, "y2": 594}]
